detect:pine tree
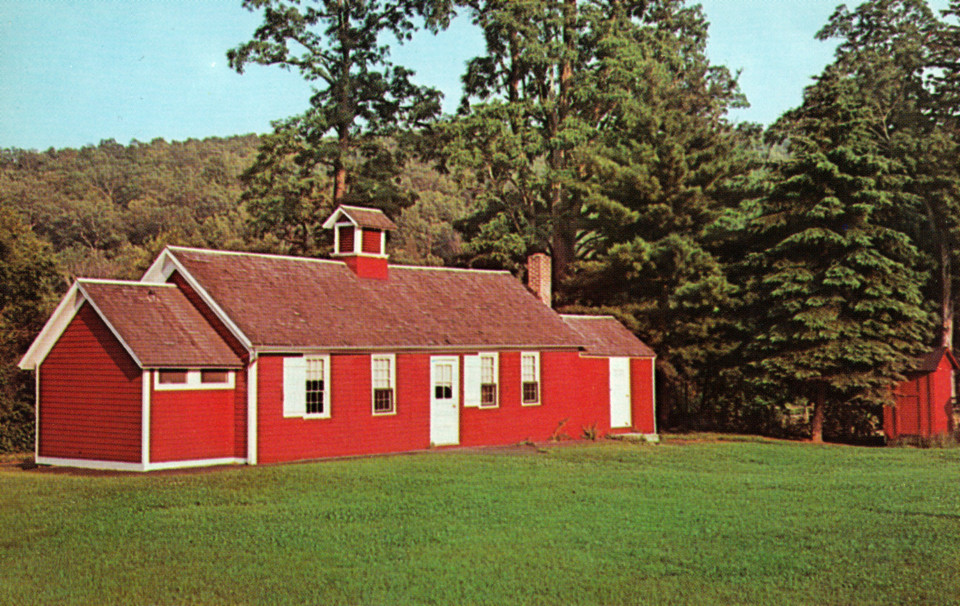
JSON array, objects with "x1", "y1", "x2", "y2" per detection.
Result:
[{"x1": 746, "y1": 65, "x2": 933, "y2": 442}]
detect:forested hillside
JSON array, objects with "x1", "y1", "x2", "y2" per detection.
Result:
[{"x1": 3, "y1": 0, "x2": 960, "y2": 451}]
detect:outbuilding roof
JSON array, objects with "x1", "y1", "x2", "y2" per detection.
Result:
[
  {"x1": 166, "y1": 247, "x2": 585, "y2": 351},
  {"x1": 560, "y1": 315, "x2": 656, "y2": 358},
  {"x1": 79, "y1": 280, "x2": 243, "y2": 368},
  {"x1": 915, "y1": 347, "x2": 960, "y2": 373}
]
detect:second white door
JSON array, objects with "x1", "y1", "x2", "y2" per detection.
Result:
[{"x1": 430, "y1": 356, "x2": 460, "y2": 445}]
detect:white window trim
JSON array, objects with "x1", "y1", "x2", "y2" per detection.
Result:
[
  {"x1": 520, "y1": 351, "x2": 541, "y2": 406},
  {"x1": 303, "y1": 354, "x2": 331, "y2": 419},
  {"x1": 371, "y1": 353, "x2": 397, "y2": 416},
  {"x1": 464, "y1": 352, "x2": 499, "y2": 409},
  {"x1": 153, "y1": 369, "x2": 235, "y2": 391}
]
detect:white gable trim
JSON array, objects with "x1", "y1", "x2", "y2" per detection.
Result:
[
  {"x1": 19, "y1": 281, "x2": 147, "y2": 370},
  {"x1": 141, "y1": 248, "x2": 253, "y2": 352},
  {"x1": 18, "y1": 282, "x2": 84, "y2": 369},
  {"x1": 74, "y1": 282, "x2": 144, "y2": 368},
  {"x1": 321, "y1": 207, "x2": 359, "y2": 229}
]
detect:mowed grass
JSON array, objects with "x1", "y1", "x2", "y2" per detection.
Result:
[{"x1": 1, "y1": 439, "x2": 959, "y2": 605}]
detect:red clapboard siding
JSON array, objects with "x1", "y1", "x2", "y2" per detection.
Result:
[
  {"x1": 233, "y1": 367, "x2": 248, "y2": 458},
  {"x1": 632, "y1": 357, "x2": 656, "y2": 433},
  {"x1": 150, "y1": 383, "x2": 235, "y2": 462},
  {"x1": 361, "y1": 229, "x2": 382, "y2": 254},
  {"x1": 257, "y1": 350, "x2": 659, "y2": 463},
  {"x1": 462, "y1": 351, "x2": 612, "y2": 446},
  {"x1": 888, "y1": 354, "x2": 955, "y2": 440},
  {"x1": 256, "y1": 353, "x2": 431, "y2": 463},
  {"x1": 167, "y1": 271, "x2": 248, "y2": 457},
  {"x1": 38, "y1": 303, "x2": 142, "y2": 462}
]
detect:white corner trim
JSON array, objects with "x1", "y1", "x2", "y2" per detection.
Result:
[
  {"x1": 247, "y1": 359, "x2": 258, "y2": 466},
  {"x1": 34, "y1": 362, "x2": 40, "y2": 461},
  {"x1": 142, "y1": 371, "x2": 150, "y2": 466},
  {"x1": 18, "y1": 282, "x2": 84, "y2": 369}
]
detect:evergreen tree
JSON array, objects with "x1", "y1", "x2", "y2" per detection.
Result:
[{"x1": 746, "y1": 64, "x2": 933, "y2": 442}]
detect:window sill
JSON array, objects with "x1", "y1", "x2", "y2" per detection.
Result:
[{"x1": 521, "y1": 401, "x2": 541, "y2": 407}]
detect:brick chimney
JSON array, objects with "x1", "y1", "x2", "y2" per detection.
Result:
[
  {"x1": 321, "y1": 205, "x2": 397, "y2": 280},
  {"x1": 527, "y1": 253, "x2": 552, "y2": 307}
]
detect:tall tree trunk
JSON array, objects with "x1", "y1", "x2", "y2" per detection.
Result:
[
  {"x1": 941, "y1": 242, "x2": 953, "y2": 349},
  {"x1": 333, "y1": 157, "x2": 348, "y2": 203},
  {"x1": 810, "y1": 383, "x2": 825, "y2": 443}
]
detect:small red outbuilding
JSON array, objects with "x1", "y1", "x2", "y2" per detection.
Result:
[
  {"x1": 19, "y1": 205, "x2": 658, "y2": 471},
  {"x1": 884, "y1": 347, "x2": 959, "y2": 443}
]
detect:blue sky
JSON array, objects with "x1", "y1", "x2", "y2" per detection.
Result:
[{"x1": 0, "y1": 1, "x2": 951, "y2": 150}]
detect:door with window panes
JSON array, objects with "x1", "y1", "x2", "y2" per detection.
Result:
[{"x1": 430, "y1": 356, "x2": 460, "y2": 445}]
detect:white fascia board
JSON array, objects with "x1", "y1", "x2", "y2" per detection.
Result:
[
  {"x1": 75, "y1": 282, "x2": 144, "y2": 368},
  {"x1": 321, "y1": 207, "x2": 358, "y2": 229},
  {"x1": 18, "y1": 282, "x2": 84, "y2": 369},
  {"x1": 149, "y1": 249, "x2": 254, "y2": 353}
]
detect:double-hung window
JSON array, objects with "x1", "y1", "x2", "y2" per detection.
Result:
[
  {"x1": 463, "y1": 352, "x2": 498, "y2": 408},
  {"x1": 479, "y1": 353, "x2": 498, "y2": 407},
  {"x1": 283, "y1": 355, "x2": 330, "y2": 418},
  {"x1": 371, "y1": 354, "x2": 396, "y2": 415},
  {"x1": 521, "y1": 352, "x2": 540, "y2": 405}
]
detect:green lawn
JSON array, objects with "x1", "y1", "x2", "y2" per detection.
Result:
[{"x1": 1, "y1": 438, "x2": 958, "y2": 605}]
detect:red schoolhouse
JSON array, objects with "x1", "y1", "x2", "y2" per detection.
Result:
[{"x1": 19, "y1": 205, "x2": 657, "y2": 471}]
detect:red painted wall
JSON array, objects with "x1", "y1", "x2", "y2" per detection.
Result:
[
  {"x1": 150, "y1": 380, "x2": 236, "y2": 462},
  {"x1": 168, "y1": 271, "x2": 248, "y2": 458},
  {"x1": 361, "y1": 229, "x2": 382, "y2": 254},
  {"x1": 256, "y1": 353, "x2": 430, "y2": 463},
  {"x1": 632, "y1": 358, "x2": 656, "y2": 433},
  {"x1": 38, "y1": 303, "x2": 142, "y2": 462},
  {"x1": 461, "y1": 351, "x2": 613, "y2": 446},
  {"x1": 886, "y1": 354, "x2": 955, "y2": 440},
  {"x1": 256, "y1": 350, "x2": 658, "y2": 463}
]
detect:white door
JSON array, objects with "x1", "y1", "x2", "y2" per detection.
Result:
[
  {"x1": 610, "y1": 357, "x2": 632, "y2": 429},
  {"x1": 430, "y1": 356, "x2": 460, "y2": 446}
]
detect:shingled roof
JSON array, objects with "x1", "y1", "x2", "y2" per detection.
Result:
[
  {"x1": 80, "y1": 280, "x2": 243, "y2": 368},
  {"x1": 560, "y1": 315, "x2": 655, "y2": 358},
  {"x1": 166, "y1": 247, "x2": 584, "y2": 351},
  {"x1": 323, "y1": 205, "x2": 398, "y2": 231}
]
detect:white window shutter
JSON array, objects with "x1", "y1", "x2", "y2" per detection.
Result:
[
  {"x1": 283, "y1": 357, "x2": 307, "y2": 418},
  {"x1": 463, "y1": 355, "x2": 481, "y2": 407}
]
